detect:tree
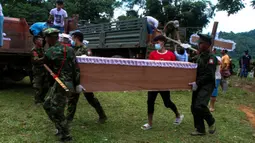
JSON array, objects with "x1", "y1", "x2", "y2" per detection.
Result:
[
  {"x1": 117, "y1": 10, "x2": 139, "y2": 20},
  {"x1": 216, "y1": 0, "x2": 245, "y2": 16},
  {"x1": 1, "y1": 0, "x2": 120, "y2": 23}
]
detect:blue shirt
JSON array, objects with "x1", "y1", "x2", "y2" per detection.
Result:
[
  {"x1": 30, "y1": 22, "x2": 49, "y2": 36},
  {"x1": 174, "y1": 50, "x2": 188, "y2": 62}
]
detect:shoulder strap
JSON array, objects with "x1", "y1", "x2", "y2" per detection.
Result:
[{"x1": 57, "y1": 46, "x2": 66, "y2": 77}]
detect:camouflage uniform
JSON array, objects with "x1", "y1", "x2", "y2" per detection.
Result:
[
  {"x1": 66, "y1": 44, "x2": 107, "y2": 123},
  {"x1": 31, "y1": 46, "x2": 49, "y2": 104},
  {"x1": 42, "y1": 28, "x2": 79, "y2": 141}
]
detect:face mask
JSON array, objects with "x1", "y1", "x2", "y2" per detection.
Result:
[
  {"x1": 155, "y1": 44, "x2": 161, "y2": 50},
  {"x1": 71, "y1": 40, "x2": 76, "y2": 47}
]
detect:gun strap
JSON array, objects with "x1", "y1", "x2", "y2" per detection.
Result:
[{"x1": 57, "y1": 46, "x2": 66, "y2": 77}]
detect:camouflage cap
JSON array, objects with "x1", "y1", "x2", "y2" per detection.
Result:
[{"x1": 43, "y1": 28, "x2": 60, "y2": 37}]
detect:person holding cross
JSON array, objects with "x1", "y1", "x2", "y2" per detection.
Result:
[{"x1": 188, "y1": 34, "x2": 216, "y2": 136}]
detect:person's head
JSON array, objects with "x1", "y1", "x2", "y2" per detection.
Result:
[
  {"x1": 197, "y1": 33, "x2": 212, "y2": 52},
  {"x1": 245, "y1": 50, "x2": 248, "y2": 55},
  {"x1": 43, "y1": 28, "x2": 60, "y2": 46},
  {"x1": 56, "y1": 0, "x2": 64, "y2": 11},
  {"x1": 221, "y1": 49, "x2": 228, "y2": 55},
  {"x1": 71, "y1": 31, "x2": 84, "y2": 46},
  {"x1": 153, "y1": 35, "x2": 167, "y2": 51},
  {"x1": 33, "y1": 36, "x2": 43, "y2": 48},
  {"x1": 179, "y1": 48, "x2": 185, "y2": 55}
]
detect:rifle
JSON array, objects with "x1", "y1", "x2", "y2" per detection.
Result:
[{"x1": 43, "y1": 64, "x2": 70, "y2": 92}]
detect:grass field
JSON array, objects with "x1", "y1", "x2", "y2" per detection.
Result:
[{"x1": 0, "y1": 77, "x2": 254, "y2": 143}]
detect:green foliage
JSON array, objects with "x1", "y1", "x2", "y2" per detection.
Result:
[
  {"x1": 117, "y1": 10, "x2": 139, "y2": 21},
  {"x1": 219, "y1": 30, "x2": 255, "y2": 59},
  {"x1": 1, "y1": 0, "x2": 119, "y2": 23},
  {"x1": 3, "y1": 2, "x2": 49, "y2": 23},
  {"x1": 118, "y1": 0, "x2": 216, "y2": 39},
  {"x1": 252, "y1": 0, "x2": 255, "y2": 8},
  {"x1": 217, "y1": 0, "x2": 245, "y2": 16}
]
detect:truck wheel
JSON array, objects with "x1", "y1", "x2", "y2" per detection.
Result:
[{"x1": 112, "y1": 55, "x2": 123, "y2": 58}]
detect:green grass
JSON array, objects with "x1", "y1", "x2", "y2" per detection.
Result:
[{"x1": 0, "y1": 77, "x2": 254, "y2": 143}]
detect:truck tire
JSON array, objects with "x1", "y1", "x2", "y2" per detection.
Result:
[{"x1": 112, "y1": 55, "x2": 123, "y2": 58}]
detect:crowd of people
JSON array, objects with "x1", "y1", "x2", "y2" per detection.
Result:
[{"x1": 28, "y1": 1, "x2": 228, "y2": 141}]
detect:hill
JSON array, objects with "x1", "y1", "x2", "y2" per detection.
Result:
[{"x1": 219, "y1": 30, "x2": 255, "y2": 59}]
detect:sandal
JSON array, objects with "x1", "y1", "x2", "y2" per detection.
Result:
[
  {"x1": 210, "y1": 108, "x2": 215, "y2": 112},
  {"x1": 141, "y1": 123, "x2": 152, "y2": 130}
]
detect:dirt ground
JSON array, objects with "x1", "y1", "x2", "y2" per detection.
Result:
[
  {"x1": 239, "y1": 105, "x2": 255, "y2": 128},
  {"x1": 239, "y1": 105, "x2": 255, "y2": 137}
]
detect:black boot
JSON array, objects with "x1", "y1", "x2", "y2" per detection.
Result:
[
  {"x1": 96, "y1": 107, "x2": 107, "y2": 123},
  {"x1": 59, "y1": 135, "x2": 72, "y2": 142}
]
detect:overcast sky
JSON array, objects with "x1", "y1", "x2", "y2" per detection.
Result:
[{"x1": 113, "y1": 0, "x2": 255, "y2": 33}]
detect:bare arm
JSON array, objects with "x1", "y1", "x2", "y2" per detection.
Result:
[{"x1": 64, "y1": 17, "x2": 68, "y2": 33}]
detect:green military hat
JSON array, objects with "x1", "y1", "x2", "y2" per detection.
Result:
[
  {"x1": 197, "y1": 33, "x2": 212, "y2": 45},
  {"x1": 43, "y1": 28, "x2": 60, "y2": 37}
]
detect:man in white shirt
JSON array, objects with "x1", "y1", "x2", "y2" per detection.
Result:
[
  {"x1": 48, "y1": 0, "x2": 68, "y2": 33},
  {"x1": 209, "y1": 49, "x2": 222, "y2": 112},
  {"x1": 146, "y1": 16, "x2": 161, "y2": 45},
  {"x1": 0, "y1": 3, "x2": 4, "y2": 48}
]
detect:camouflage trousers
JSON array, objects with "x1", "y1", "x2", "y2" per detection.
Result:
[
  {"x1": 66, "y1": 92, "x2": 106, "y2": 122},
  {"x1": 43, "y1": 82, "x2": 70, "y2": 138},
  {"x1": 32, "y1": 74, "x2": 49, "y2": 104}
]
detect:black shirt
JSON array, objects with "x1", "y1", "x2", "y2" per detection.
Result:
[{"x1": 242, "y1": 54, "x2": 251, "y2": 65}]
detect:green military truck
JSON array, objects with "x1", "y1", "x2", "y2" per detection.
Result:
[
  {"x1": 0, "y1": 17, "x2": 186, "y2": 83},
  {"x1": 78, "y1": 18, "x2": 187, "y2": 59},
  {"x1": 0, "y1": 16, "x2": 78, "y2": 83}
]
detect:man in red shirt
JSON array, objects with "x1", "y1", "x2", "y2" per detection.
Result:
[{"x1": 141, "y1": 35, "x2": 184, "y2": 130}]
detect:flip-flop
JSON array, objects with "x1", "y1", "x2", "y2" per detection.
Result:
[{"x1": 141, "y1": 123, "x2": 152, "y2": 130}]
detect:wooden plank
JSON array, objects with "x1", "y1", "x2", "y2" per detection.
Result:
[
  {"x1": 190, "y1": 36, "x2": 234, "y2": 50},
  {"x1": 210, "y1": 22, "x2": 219, "y2": 51}
]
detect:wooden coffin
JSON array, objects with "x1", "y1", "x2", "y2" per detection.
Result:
[{"x1": 77, "y1": 56, "x2": 197, "y2": 92}]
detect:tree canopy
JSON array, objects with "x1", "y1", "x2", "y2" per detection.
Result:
[
  {"x1": 1, "y1": 0, "x2": 255, "y2": 40},
  {"x1": 1, "y1": 0, "x2": 120, "y2": 23}
]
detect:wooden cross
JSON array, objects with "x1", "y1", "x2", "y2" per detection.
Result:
[{"x1": 190, "y1": 22, "x2": 236, "y2": 51}]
